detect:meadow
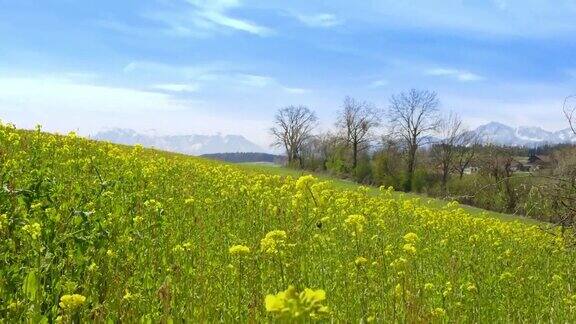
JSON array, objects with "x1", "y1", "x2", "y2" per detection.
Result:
[
  {"x1": 238, "y1": 162, "x2": 537, "y2": 224},
  {"x1": 1, "y1": 123, "x2": 575, "y2": 322}
]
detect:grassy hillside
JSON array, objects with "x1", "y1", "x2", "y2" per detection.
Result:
[
  {"x1": 238, "y1": 162, "x2": 537, "y2": 224},
  {"x1": 1, "y1": 125, "x2": 574, "y2": 322}
]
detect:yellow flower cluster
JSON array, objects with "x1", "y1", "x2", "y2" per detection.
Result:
[
  {"x1": 59, "y1": 294, "x2": 86, "y2": 311},
  {"x1": 229, "y1": 244, "x2": 251, "y2": 256},
  {"x1": 265, "y1": 285, "x2": 329, "y2": 319},
  {"x1": 403, "y1": 232, "x2": 418, "y2": 243},
  {"x1": 22, "y1": 222, "x2": 41, "y2": 240},
  {"x1": 431, "y1": 307, "x2": 446, "y2": 318},
  {"x1": 260, "y1": 230, "x2": 287, "y2": 255},
  {"x1": 344, "y1": 214, "x2": 366, "y2": 234},
  {"x1": 0, "y1": 213, "x2": 8, "y2": 230},
  {"x1": 355, "y1": 256, "x2": 368, "y2": 266},
  {"x1": 295, "y1": 175, "x2": 316, "y2": 191},
  {"x1": 402, "y1": 243, "x2": 417, "y2": 255}
]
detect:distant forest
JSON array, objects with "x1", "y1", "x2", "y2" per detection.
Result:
[{"x1": 201, "y1": 152, "x2": 284, "y2": 164}]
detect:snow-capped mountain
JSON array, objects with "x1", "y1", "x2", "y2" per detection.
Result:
[
  {"x1": 93, "y1": 128, "x2": 266, "y2": 155},
  {"x1": 472, "y1": 122, "x2": 576, "y2": 146}
]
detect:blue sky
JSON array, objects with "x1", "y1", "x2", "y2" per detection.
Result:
[{"x1": 1, "y1": 0, "x2": 576, "y2": 146}]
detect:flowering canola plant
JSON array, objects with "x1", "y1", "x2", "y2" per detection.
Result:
[
  {"x1": 265, "y1": 285, "x2": 329, "y2": 319},
  {"x1": 0, "y1": 123, "x2": 575, "y2": 322}
]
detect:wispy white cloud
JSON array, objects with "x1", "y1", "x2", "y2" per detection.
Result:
[
  {"x1": 198, "y1": 11, "x2": 273, "y2": 36},
  {"x1": 369, "y1": 79, "x2": 389, "y2": 88},
  {"x1": 187, "y1": 0, "x2": 240, "y2": 11},
  {"x1": 235, "y1": 74, "x2": 309, "y2": 94},
  {"x1": 295, "y1": 13, "x2": 342, "y2": 28},
  {"x1": 142, "y1": 0, "x2": 273, "y2": 37},
  {"x1": 426, "y1": 68, "x2": 484, "y2": 82},
  {"x1": 282, "y1": 87, "x2": 310, "y2": 94},
  {"x1": 152, "y1": 83, "x2": 200, "y2": 93},
  {"x1": 237, "y1": 74, "x2": 274, "y2": 88},
  {"x1": 0, "y1": 76, "x2": 192, "y2": 113},
  {"x1": 124, "y1": 61, "x2": 306, "y2": 95},
  {"x1": 123, "y1": 60, "x2": 231, "y2": 81},
  {"x1": 93, "y1": 19, "x2": 159, "y2": 37}
]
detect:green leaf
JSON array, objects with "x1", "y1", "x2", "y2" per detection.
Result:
[{"x1": 23, "y1": 270, "x2": 39, "y2": 300}]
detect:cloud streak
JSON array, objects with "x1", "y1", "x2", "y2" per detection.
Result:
[
  {"x1": 369, "y1": 79, "x2": 389, "y2": 88},
  {"x1": 152, "y1": 83, "x2": 200, "y2": 93},
  {"x1": 141, "y1": 0, "x2": 273, "y2": 37},
  {"x1": 295, "y1": 13, "x2": 342, "y2": 28},
  {"x1": 426, "y1": 68, "x2": 484, "y2": 82},
  {"x1": 123, "y1": 61, "x2": 308, "y2": 95}
]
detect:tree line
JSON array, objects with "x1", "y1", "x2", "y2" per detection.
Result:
[
  {"x1": 270, "y1": 90, "x2": 576, "y2": 226},
  {"x1": 270, "y1": 89, "x2": 477, "y2": 192}
]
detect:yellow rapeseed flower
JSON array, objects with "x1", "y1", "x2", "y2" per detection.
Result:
[
  {"x1": 185, "y1": 198, "x2": 195, "y2": 205},
  {"x1": 500, "y1": 272, "x2": 513, "y2": 281},
  {"x1": 355, "y1": 256, "x2": 368, "y2": 266},
  {"x1": 260, "y1": 230, "x2": 287, "y2": 254},
  {"x1": 301, "y1": 288, "x2": 326, "y2": 305},
  {"x1": 295, "y1": 175, "x2": 316, "y2": 191},
  {"x1": 390, "y1": 257, "x2": 407, "y2": 270},
  {"x1": 466, "y1": 282, "x2": 477, "y2": 293},
  {"x1": 431, "y1": 307, "x2": 446, "y2": 318},
  {"x1": 265, "y1": 291, "x2": 287, "y2": 313},
  {"x1": 394, "y1": 284, "x2": 403, "y2": 297},
  {"x1": 122, "y1": 289, "x2": 140, "y2": 302},
  {"x1": 22, "y1": 222, "x2": 41, "y2": 240},
  {"x1": 344, "y1": 214, "x2": 366, "y2": 234},
  {"x1": 229, "y1": 244, "x2": 251, "y2": 256},
  {"x1": 0, "y1": 213, "x2": 8, "y2": 230},
  {"x1": 265, "y1": 285, "x2": 329, "y2": 319},
  {"x1": 59, "y1": 294, "x2": 86, "y2": 311},
  {"x1": 402, "y1": 243, "x2": 417, "y2": 255},
  {"x1": 403, "y1": 232, "x2": 418, "y2": 243}
]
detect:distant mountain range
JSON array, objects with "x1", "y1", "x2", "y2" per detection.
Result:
[
  {"x1": 471, "y1": 122, "x2": 576, "y2": 147},
  {"x1": 93, "y1": 128, "x2": 266, "y2": 155},
  {"x1": 93, "y1": 123, "x2": 576, "y2": 157},
  {"x1": 201, "y1": 152, "x2": 284, "y2": 163}
]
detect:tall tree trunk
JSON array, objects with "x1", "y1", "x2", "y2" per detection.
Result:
[
  {"x1": 405, "y1": 143, "x2": 417, "y2": 192},
  {"x1": 285, "y1": 144, "x2": 292, "y2": 165},
  {"x1": 441, "y1": 163, "x2": 449, "y2": 193},
  {"x1": 504, "y1": 164, "x2": 516, "y2": 213},
  {"x1": 352, "y1": 141, "x2": 358, "y2": 169}
]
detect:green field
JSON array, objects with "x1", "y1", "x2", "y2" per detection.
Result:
[
  {"x1": 238, "y1": 162, "x2": 539, "y2": 224},
  {"x1": 2, "y1": 126, "x2": 573, "y2": 322}
]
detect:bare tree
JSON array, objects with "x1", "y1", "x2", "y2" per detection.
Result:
[
  {"x1": 387, "y1": 89, "x2": 441, "y2": 191},
  {"x1": 335, "y1": 96, "x2": 381, "y2": 169},
  {"x1": 454, "y1": 140, "x2": 479, "y2": 179},
  {"x1": 270, "y1": 105, "x2": 318, "y2": 167},
  {"x1": 564, "y1": 95, "x2": 576, "y2": 135},
  {"x1": 372, "y1": 136, "x2": 404, "y2": 188},
  {"x1": 431, "y1": 112, "x2": 474, "y2": 192},
  {"x1": 478, "y1": 144, "x2": 518, "y2": 212},
  {"x1": 315, "y1": 132, "x2": 343, "y2": 170},
  {"x1": 299, "y1": 132, "x2": 342, "y2": 170},
  {"x1": 549, "y1": 95, "x2": 576, "y2": 229}
]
